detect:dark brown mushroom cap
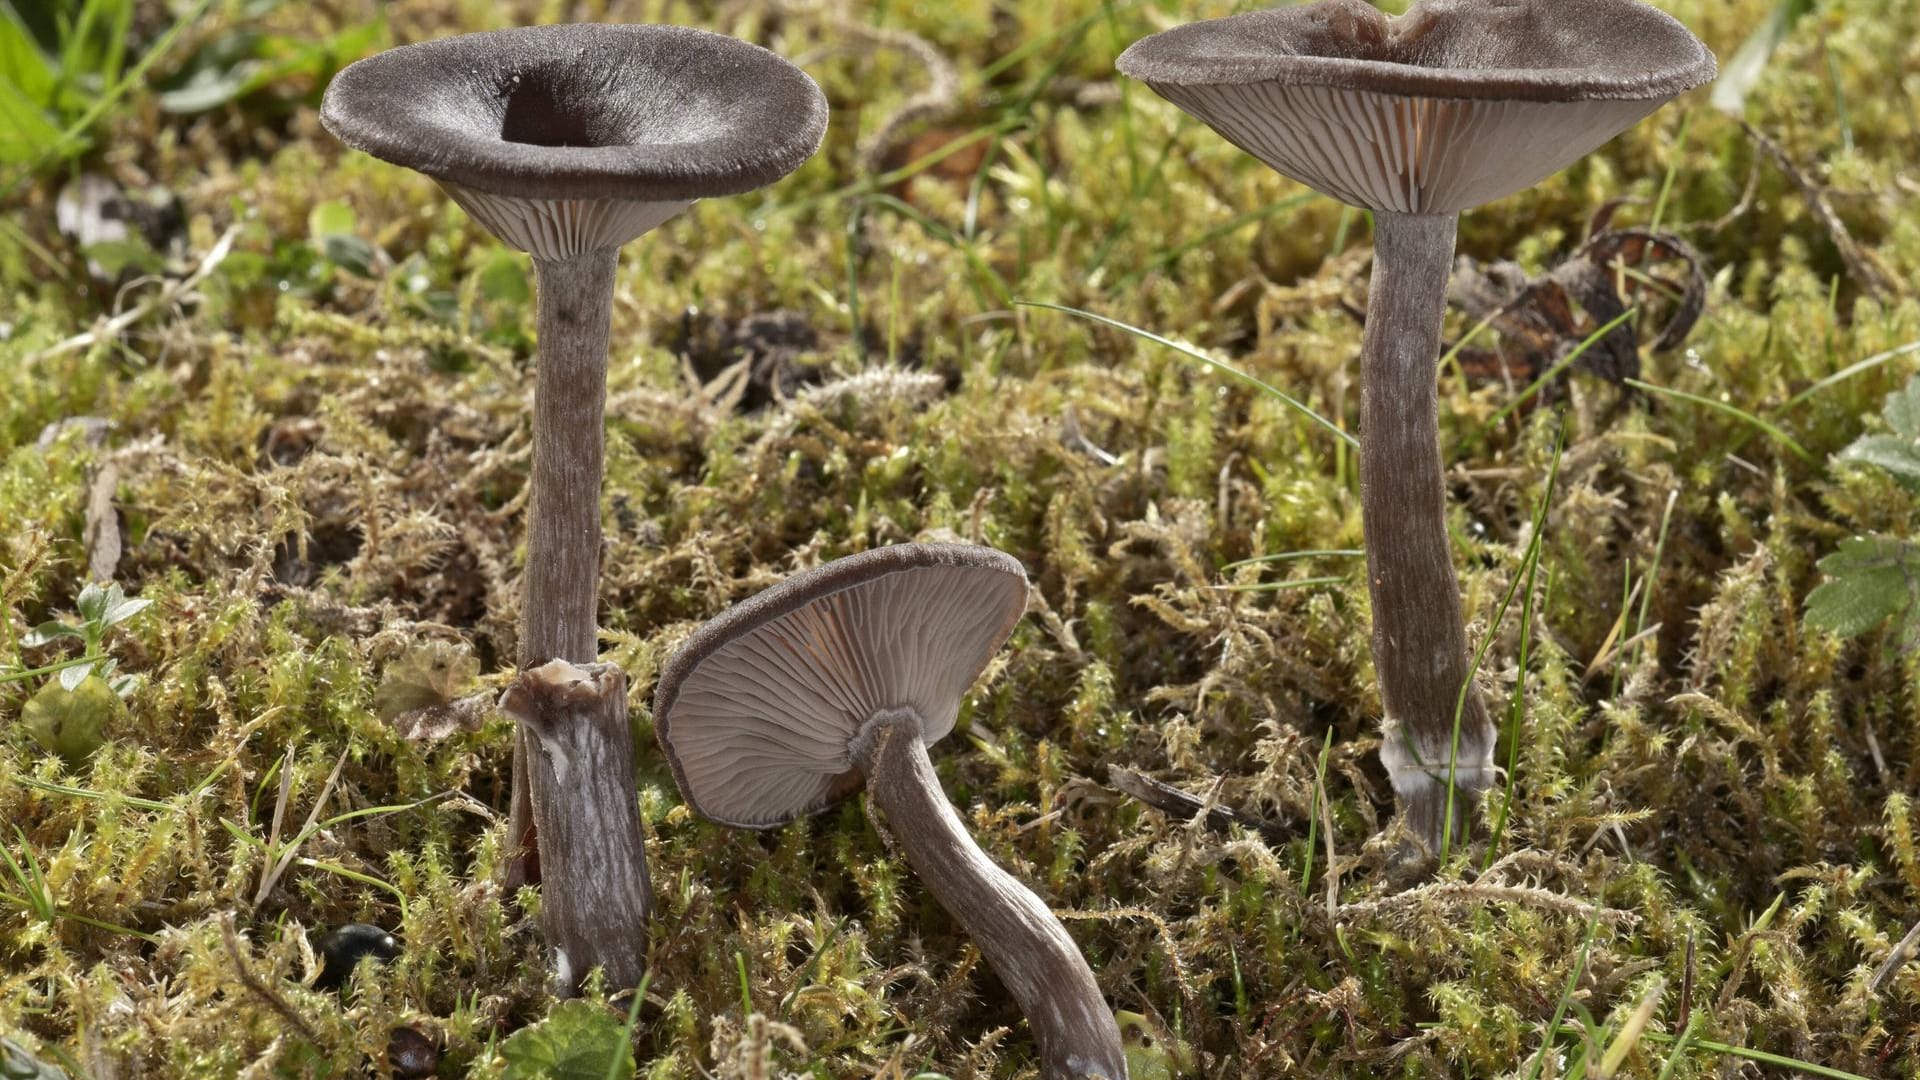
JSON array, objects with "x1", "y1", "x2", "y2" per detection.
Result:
[
  {"x1": 1117, "y1": 0, "x2": 1715, "y2": 214},
  {"x1": 654, "y1": 544, "x2": 1029, "y2": 830},
  {"x1": 320, "y1": 23, "x2": 828, "y2": 203}
]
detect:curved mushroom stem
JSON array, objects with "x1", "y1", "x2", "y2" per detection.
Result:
[
  {"x1": 1361, "y1": 211, "x2": 1495, "y2": 860},
  {"x1": 505, "y1": 248, "x2": 618, "y2": 889},
  {"x1": 853, "y1": 711, "x2": 1127, "y2": 1080}
]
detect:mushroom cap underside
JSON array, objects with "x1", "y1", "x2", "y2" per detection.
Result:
[
  {"x1": 654, "y1": 544, "x2": 1030, "y2": 830},
  {"x1": 320, "y1": 23, "x2": 828, "y2": 203},
  {"x1": 1117, "y1": 0, "x2": 1716, "y2": 215}
]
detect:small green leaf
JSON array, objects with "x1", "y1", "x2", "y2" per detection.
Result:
[
  {"x1": 21, "y1": 621, "x2": 81, "y2": 647},
  {"x1": 319, "y1": 233, "x2": 375, "y2": 277},
  {"x1": 74, "y1": 583, "x2": 110, "y2": 624},
  {"x1": 500, "y1": 1000, "x2": 634, "y2": 1080},
  {"x1": 308, "y1": 199, "x2": 356, "y2": 240},
  {"x1": 1805, "y1": 536, "x2": 1920, "y2": 648},
  {"x1": 80, "y1": 238, "x2": 162, "y2": 278},
  {"x1": 57, "y1": 661, "x2": 93, "y2": 692},
  {"x1": 101, "y1": 595, "x2": 150, "y2": 628}
]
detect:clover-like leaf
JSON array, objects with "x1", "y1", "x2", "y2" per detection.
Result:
[
  {"x1": 499, "y1": 1000, "x2": 633, "y2": 1080},
  {"x1": 1805, "y1": 536, "x2": 1920, "y2": 650},
  {"x1": 1839, "y1": 375, "x2": 1920, "y2": 491}
]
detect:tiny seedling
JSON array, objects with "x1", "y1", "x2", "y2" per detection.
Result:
[{"x1": 19, "y1": 580, "x2": 151, "y2": 694}]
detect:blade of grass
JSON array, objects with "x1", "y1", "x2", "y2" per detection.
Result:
[
  {"x1": 1554, "y1": 1024, "x2": 1874, "y2": 1080},
  {"x1": 1593, "y1": 978, "x2": 1665, "y2": 1079},
  {"x1": 1208, "y1": 575, "x2": 1347, "y2": 593},
  {"x1": 1300, "y1": 727, "x2": 1333, "y2": 897},
  {"x1": 2, "y1": 0, "x2": 217, "y2": 194},
  {"x1": 1118, "y1": 192, "x2": 1321, "y2": 287},
  {"x1": 1526, "y1": 914, "x2": 1601, "y2": 1080},
  {"x1": 606, "y1": 972, "x2": 651, "y2": 1080},
  {"x1": 1440, "y1": 426, "x2": 1565, "y2": 862},
  {"x1": 1782, "y1": 339, "x2": 1920, "y2": 409},
  {"x1": 1223, "y1": 549, "x2": 1364, "y2": 570},
  {"x1": 1018, "y1": 300, "x2": 1357, "y2": 449},
  {"x1": 1483, "y1": 427, "x2": 1565, "y2": 868},
  {"x1": 1624, "y1": 378, "x2": 1814, "y2": 462}
]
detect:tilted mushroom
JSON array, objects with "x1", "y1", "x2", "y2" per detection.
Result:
[
  {"x1": 1118, "y1": 0, "x2": 1713, "y2": 857},
  {"x1": 321, "y1": 23, "x2": 828, "y2": 989},
  {"x1": 654, "y1": 544, "x2": 1128, "y2": 1080}
]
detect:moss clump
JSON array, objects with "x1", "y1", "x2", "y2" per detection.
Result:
[{"x1": 2, "y1": 0, "x2": 1919, "y2": 1075}]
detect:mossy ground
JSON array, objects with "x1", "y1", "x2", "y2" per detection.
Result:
[{"x1": 3, "y1": 0, "x2": 1920, "y2": 1076}]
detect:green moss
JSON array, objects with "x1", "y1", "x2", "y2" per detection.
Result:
[{"x1": 2, "y1": 0, "x2": 1920, "y2": 1075}]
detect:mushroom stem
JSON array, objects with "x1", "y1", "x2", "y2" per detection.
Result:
[
  {"x1": 506, "y1": 248, "x2": 619, "y2": 891},
  {"x1": 853, "y1": 711, "x2": 1127, "y2": 1080},
  {"x1": 1360, "y1": 211, "x2": 1495, "y2": 859},
  {"x1": 499, "y1": 660, "x2": 651, "y2": 992}
]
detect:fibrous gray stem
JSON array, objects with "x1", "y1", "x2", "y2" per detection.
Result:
[
  {"x1": 854, "y1": 711, "x2": 1127, "y2": 1080},
  {"x1": 505, "y1": 248, "x2": 618, "y2": 890},
  {"x1": 1361, "y1": 211, "x2": 1495, "y2": 858},
  {"x1": 500, "y1": 660, "x2": 651, "y2": 992}
]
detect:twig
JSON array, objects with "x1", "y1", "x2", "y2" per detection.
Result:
[
  {"x1": 1743, "y1": 122, "x2": 1897, "y2": 300},
  {"x1": 253, "y1": 748, "x2": 349, "y2": 907},
  {"x1": 1339, "y1": 882, "x2": 1640, "y2": 927},
  {"x1": 1107, "y1": 766, "x2": 1290, "y2": 846},
  {"x1": 220, "y1": 913, "x2": 320, "y2": 1045},
  {"x1": 30, "y1": 225, "x2": 240, "y2": 362},
  {"x1": 1871, "y1": 918, "x2": 1920, "y2": 995}
]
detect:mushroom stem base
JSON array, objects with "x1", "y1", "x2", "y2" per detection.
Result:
[
  {"x1": 499, "y1": 659, "x2": 651, "y2": 992},
  {"x1": 1360, "y1": 211, "x2": 1496, "y2": 860},
  {"x1": 854, "y1": 710, "x2": 1126, "y2": 1080}
]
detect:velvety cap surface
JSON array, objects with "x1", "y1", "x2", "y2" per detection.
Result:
[
  {"x1": 654, "y1": 544, "x2": 1029, "y2": 829},
  {"x1": 1117, "y1": 0, "x2": 1715, "y2": 214},
  {"x1": 320, "y1": 23, "x2": 828, "y2": 202}
]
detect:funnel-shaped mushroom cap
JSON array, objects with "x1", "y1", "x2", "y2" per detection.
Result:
[
  {"x1": 321, "y1": 24, "x2": 827, "y2": 258},
  {"x1": 1117, "y1": 0, "x2": 1715, "y2": 215},
  {"x1": 655, "y1": 544, "x2": 1029, "y2": 829}
]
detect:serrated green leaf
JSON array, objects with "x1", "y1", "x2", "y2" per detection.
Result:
[
  {"x1": 1840, "y1": 435, "x2": 1920, "y2": 489},
  {"x1": 1884, "y1": 376, "x2": 1920, "y2": 439},
  {"x1": 1838, "y1": 375, "x2": 1920, "y2": 490},
  {"x1": 1805, "y1": 536, "x2": 1920, "y2": 642},
  {"x1": 500, "y1": 1000, "x2": 634, "y2": 1080}
]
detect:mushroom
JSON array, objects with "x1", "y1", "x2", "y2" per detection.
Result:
[
  {"x1": 654, "y1": 544, "x2": 1128, "y2": 1080},
  {"x1": 321, "y1": 23, "x2": 828, "y2": 988},
  {"x1": 1117, "y1": 0, "x2": 1713, "y2": 858}
]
